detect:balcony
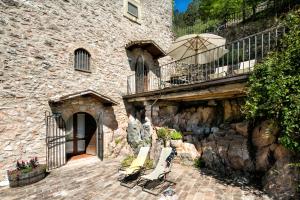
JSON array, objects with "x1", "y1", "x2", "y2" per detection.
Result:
[{"x1": 124, "y1": 27, "x2": 285, "y2": 102}]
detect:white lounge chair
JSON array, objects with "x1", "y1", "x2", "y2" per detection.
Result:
[
  {"x1": 119, "y1": 146, "x2": 150, "y2": 188},
  {"x1": 140, "y1": 147, "x2": 177, "y2": 195},
  {"x1": 208, "y1": 66, "x2": 228, "y2": 79},
  {"x1": 234, "y1": 59, "x2": 256, "y2": 74}
]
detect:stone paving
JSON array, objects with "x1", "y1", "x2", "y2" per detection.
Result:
[{"x1": 0, "y1": 157, "x2": 271, "y2": 200}]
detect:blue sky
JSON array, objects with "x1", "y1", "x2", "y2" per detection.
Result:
[{"x1": 175, "y1": 0, "x2": 192, "y2": 12}]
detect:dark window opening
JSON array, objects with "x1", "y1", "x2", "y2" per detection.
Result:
[
  {"x1": 74, "y1": 48, "x2": 91, "y2": 72},
  {"x1": 128, "y1": 2, "x2": 138, "y2": 18}
]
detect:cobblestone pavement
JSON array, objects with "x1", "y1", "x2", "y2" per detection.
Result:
[{"x1": 0, "y1": 157, "x2": 271, "y2": 200}]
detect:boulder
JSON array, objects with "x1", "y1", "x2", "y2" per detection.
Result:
[
  {"x1": 274, "y1": 145, "x2": 292, "y2": 161},
  {"x1": 201, "y1": 144, "x2": 225, "y2": 173},
  {"x1": 263, "y1": 159, "x2": 299, "y2": 199},
  {"x1": 170, "y1": 139, "x2": 183, "y2": 149},
  {"x1": 201, "y1": 130, "x2": 254, "y2": 173},
  {"x1": 227, "y1": 139, "x2": 253, "y2": 171},
  {"x1": 252, "y1": 120, "x2": 279, "y2": 148},
  {"x1": 231, "y1": 121, "x2": 249, "y2": 137},
  {"x1": 181, "y1": 142, "x2": 200, "y2": 160},
  {"x1": 126, "y1": 117, "x2": 151, "y2": 154},
  {"x1": 159, "y1": 105, "x2": 178, "y2": 117},
  {"x1": 255, "y1": 147, "x2": 272, "y2": 172},
  {"x1": 223, "y1": 100, "x2": 241, "y2": 122},
  {"x1": 186, "y1": 113, "x2": 200, "y2": 131},
  {"x1": 197, "y1": 106, "x2": 215, "y2": 124}
]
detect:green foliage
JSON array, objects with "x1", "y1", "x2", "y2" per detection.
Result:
[
  {"x1": 194, "y1": 158, "x2": 205, "y2": 169},
  {"x1": 121, "y1": 155, "x2": 135, "y2": 167},
  {"x1": 170, "y1": 130, "x2": 183, "y2": 140},
  {"x1": 174, "y1": 19, "x2": 220, "y2": 37},
  {"x1": 243, "y1": 10, "x2": 300, "y2": 152},
  {"x1": 120, "y1": 155, "x2": 153, "y2": 169},
  {"x1": 145, "y1": 159, "x2": 154, "y2": 169},
  {"x1": 115, "y1": 138, "x2": 122, "y2": 145},
  {"x1": 157, "y1": 127, "x2": 171, "y2": 141}
]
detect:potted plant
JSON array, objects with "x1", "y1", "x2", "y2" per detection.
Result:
[
  {"x1": 7, "y1": 157, "x2": 47, "y2": 187},
  {"x1": 157, "y1": 127, "x2": 171, "y2": 147},
  {"x1": 170, "y1": 130, "x2": 183, "y2": 148}
]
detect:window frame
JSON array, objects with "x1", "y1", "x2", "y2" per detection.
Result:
[
  {"x1": 124, "y1": 0, "x2": 141, "y2": 24},
  {"x1": 74, "y1": 48, "x2": 91, "y2": 73},
  {"x1": 127, "y1": 2, "x2": 139, "y2": 18}
]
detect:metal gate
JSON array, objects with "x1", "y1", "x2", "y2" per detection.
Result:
[
  {"x1": 45, "y1": 112, "x2": 66, "y2": 170},
  {"x1": 96, "y1": 111, "x2": 104, "y2": 160}
]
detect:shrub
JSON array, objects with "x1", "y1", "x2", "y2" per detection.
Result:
[
  {"x1": 157, "y1": 127, "x2": 170, "y2": 140},
  {"x1": 121, "y1": 155, "x2": 135, "y2": 167},
  {"x1": 194, "y1": 158, "x2": 205, "y2": 169},
  {"x1": 145, "y1": 159, "x2": 154, "y2": 169},
  {"x1": 121, "y1": 155, "x2": 153, "y2": 169},
  {"x1": 243, "y1": 10, "x2": 300, "y2": 152},
  {"x1": 170, "y1": 130, "x2": 183, "y2": 140}
]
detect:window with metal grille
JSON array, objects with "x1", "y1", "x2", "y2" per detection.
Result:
[
  {"x1": 74, "y1": 49, "x2": 91, "y2": 72},
  {"x1": 128, "y1": 2, "x2": 138, "y2": 18}
]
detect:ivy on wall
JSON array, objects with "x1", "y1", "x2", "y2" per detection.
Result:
[{"x1": 243, "y1": 10, "x2": 300, "y2": 152}]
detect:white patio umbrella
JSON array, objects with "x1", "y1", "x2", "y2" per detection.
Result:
[{"x1": 167, "y1": 33, "x2": 228, "y2": 65}]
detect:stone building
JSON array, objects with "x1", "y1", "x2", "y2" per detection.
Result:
[{"x1": 0, "y1": 0, "x2": 173, "y2": 183}]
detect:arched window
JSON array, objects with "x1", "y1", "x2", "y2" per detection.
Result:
[{"x1": 74, "y1": 48, "x2": 91, "y2": 72}]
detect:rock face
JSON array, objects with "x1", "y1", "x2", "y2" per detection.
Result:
[
  {"x1": 0, "y1": 0, "x2": 172, "y2": 182},
  {"x1": 201, "y1": 130, "x2": 254, "y2": 174},
  {"x1": 231, "y1": 121, "x2": 249, "y2": 137},
  {"x1": 147, "y1": 100, "x2": 299, "y2": 199},
  {"x1": 263, "y1": 159, "x2": 299, "y2": 199},
  {"x1": 170, "y1": 140, "x2": 200, "y2": 166},
  {"x1": 127, "y1": 117, "x2": 152, "y2": 154},
  {"x1": 252, "y1": 120, "x2": 279, "y2": 148}
]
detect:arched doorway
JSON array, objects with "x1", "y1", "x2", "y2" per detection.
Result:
[
  {"x1": 135, "y1": 55, "x2": 149, "y2": 93},
  {"x1": 65, "y1": 112, "x2": 97, "y2": 159}
]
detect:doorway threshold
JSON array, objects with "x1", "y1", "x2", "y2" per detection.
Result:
[{"x1": 68, "y1": 154, "x2": 94, "y2": 161}]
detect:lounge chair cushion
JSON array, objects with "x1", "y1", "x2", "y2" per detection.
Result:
[
  {"x1": 141, "y1": 147, "x2": 173, "y2": 181},
  {"x1": 120, "y1": 146, "x2": 150, "y2": 175}
]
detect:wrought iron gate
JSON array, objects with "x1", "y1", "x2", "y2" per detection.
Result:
[
  {"x1": 45, "y1": 112, "x2": 66, "y2": 170},
  {"x1": 96, "y1": 111, "x2": 104, "y2": 160}
]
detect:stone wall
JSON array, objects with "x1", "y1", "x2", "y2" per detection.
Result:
[
  {"x1": 0, "y1": 0, "x2": 173, "y2": 182},
  {"x1": 148, "y1": 98, "x2": 299, "y2": 199}
]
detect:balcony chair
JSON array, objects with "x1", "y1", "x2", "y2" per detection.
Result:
[
  {"x1": 208, "y1": 65, "x2": 228, "y2": 79},
  {"x1": 234, "y1": 59, "x2": 256, "y2": 74}
]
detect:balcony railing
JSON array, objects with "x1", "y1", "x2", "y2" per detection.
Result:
[
  {"x1": 173, "y1": 0, "x2": 296, "y2": 38},
  {"x1": 127, "y1": 26, "x2": 286, "y2": 95}
]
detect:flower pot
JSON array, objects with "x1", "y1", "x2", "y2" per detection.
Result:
[{"x1": 7, "y1": 164, "x2": 47, "y2": 187}]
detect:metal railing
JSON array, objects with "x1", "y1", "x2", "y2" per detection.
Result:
[
  {"x1": 127, "y1": 26, "x2": 286, "y2": 95},
  {"x1": 172, "y1": 0, "x2": 296, "y2": 38}
]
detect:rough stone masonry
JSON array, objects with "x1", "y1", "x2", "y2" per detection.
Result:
[{"x1": 0, "y1": 0, "x2": 173, "y2": 182}]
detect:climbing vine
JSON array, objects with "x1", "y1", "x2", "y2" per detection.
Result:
[{"x1": 243, "y1": 10, "x2": 300, "y2": 152}]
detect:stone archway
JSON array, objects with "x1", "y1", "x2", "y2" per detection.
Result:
[{"x1": 49, "y1": 90, "x2": 118, "y2": 160}]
